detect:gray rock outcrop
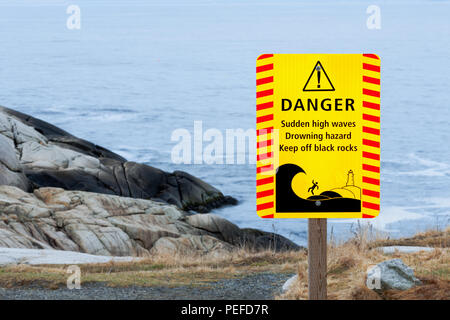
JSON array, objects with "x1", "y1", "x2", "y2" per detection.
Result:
[
  {"x1": 367, "y1": 258, "x2": 422, "y2": 291},
  {"x1": 281, "y1": 274, "x2": 298, "y2": 293},
  {"x1": 0, "y1": 106, "x2": 236, "y2": 213},
  {"x1": 0, "y1": 186, "x2": 299, "y2": 255},
  {"x1": 0, "y1": 106, "x2": 300, "y2": 255},
  {"x1": 0, "y1": 134, "x2": 29, "y2": 191}
]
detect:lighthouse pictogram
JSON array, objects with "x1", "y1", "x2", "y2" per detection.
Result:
[{"x1": 346, "y1": 170, "x2": 355, "y2": 186}]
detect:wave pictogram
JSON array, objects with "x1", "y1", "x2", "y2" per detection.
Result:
[{"x1": 275, "y1": 164, "x2": 361, "y2": 212}]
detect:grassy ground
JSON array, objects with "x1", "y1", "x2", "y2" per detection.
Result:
[
  {"x1": 0, "y1": 228, "x2": 448, "y2": 299},
  {"x1": 0, "y1": 249, "x2": 302, "y2": 290},
  {"x1": 280, "y1": 228, "x2": 449, "y2": 300}
]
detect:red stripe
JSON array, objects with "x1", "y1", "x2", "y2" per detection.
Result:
[
  {"x1": 363, "y1": 214, "x2": 375, "y2": 218},
  {"x1": 363, "y1": 63, "x2": 380, "y2": 72},
  {"x1": 363, "y1": 113, "x2": 380, "y2": 123},
  {"x1": 257, "y1": 54, "x2": 273, "y2": 60},
  {"x1": 257, "y1": 139, "x2": 273, "y2": 148},
  {"x1": 256, "y1": 127, "x2": 273, "y2": 136},
  {"x1": 362, "y1": 188, "x2": 380, "y2": 198},
  {"x1": 363, "y1": 76, "x2": 380, "y2": 85},
  {"x1": 257, "y1": 152, "x2": 273, "y2": 161},
  {"x1": 256, "y1": 176, "x2": 273, "y2": 186},
  {"x1": 363, "y1": 151, "x2": 380, "y2": 161},
  {"x1": 256, "y1": 76, "x2": 273, "y2": 86},
  {"x1": 257, "y1": 202, "x2": 274, "y2": 211},
  {"x1": 256, "y1": 114, "x2": 273, "y2": 124},
  {"x1": 363, "y1": 201, "x2": 380, "y2": 211},
  {"x1": 256, "y1": 64, "x2": 273, "y2": 73},
  {"x1": 363, "y1": 163, "x2": 380, "y2": 173},
  {"x1": 363, "y1": 54, "x2": 379, "y2": 60},
  {"x1": 256, "y1": 89, "x2": 273, "y2": 98},
  {"x1": 363, "y1": 88, "x2": 380, "y2": 98},
  {"x1": 363, "y1": 176, "x2": 380, "y2": 186},
  {"x1": 261, "y1": 214, "x2": 274, "y2": 218},
  {"x1": 256, "y1": 101, "x2": 274, "y2": 111},
  {"x1": 363, "y1": 101, "x2": 380, "y2": 110},
  {"x1": 256, "y1": 189, "x2": 274, "y2": 198},
  {"x1": 362, "y1": 139, "x2": 380, "y2": 148},
  {"x1": 363, "y1": 126, "x2": 380, "y2": 135},
  {"x1": 256, "y1": 164, "x2": 273, "y2": 174}
]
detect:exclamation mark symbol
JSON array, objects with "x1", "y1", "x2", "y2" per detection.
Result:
[{"x1": 316, "y1": 65, "x2": 321, "y2": 88}]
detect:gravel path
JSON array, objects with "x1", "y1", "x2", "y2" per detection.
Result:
[{"x1": 0, "y1": 272, "x2": 293, "y2": 300}]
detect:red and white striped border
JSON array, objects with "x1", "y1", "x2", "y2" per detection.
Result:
[
  {"x1": 361, "y1": 53, "x2": 381, "y2": 218},
  {"x1": 255, "y1": 54, "x2": 381, "y2": 219},
  {"x1": 256, "y1": 54, "x2": 275, "y2": 218}
]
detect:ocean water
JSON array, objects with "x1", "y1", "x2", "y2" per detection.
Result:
[{"x1": 0, "y1": 0, "x2": 449, "y2": 246}]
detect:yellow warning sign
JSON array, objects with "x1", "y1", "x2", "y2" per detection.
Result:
[{"x1": 256, "y1": 54, "x2": 381, "y2": 219}]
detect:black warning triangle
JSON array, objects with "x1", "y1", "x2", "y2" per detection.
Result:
[{"x1": 303, "y1": 61, "x2": 335, "y2": 92}]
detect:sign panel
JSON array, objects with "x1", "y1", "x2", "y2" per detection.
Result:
[{"x1": 256, "y1": 54, "x2": 380, "y2": 218}]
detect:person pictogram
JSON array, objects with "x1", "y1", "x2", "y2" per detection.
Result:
[{"x1": 308, "y1": 180, "x2": 319, "y2": 195}]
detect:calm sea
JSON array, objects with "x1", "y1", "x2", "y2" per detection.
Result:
[{"x1": 1, "y1": 0, "x2": 449, "y2": 245}]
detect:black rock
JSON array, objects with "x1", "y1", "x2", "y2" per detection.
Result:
[{"x1": 0, "y1": 106, "x2": 237, "y2": 213}]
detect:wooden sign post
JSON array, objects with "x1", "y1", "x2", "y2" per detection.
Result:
[
  {"x1": 308, "y1": 218, "x2": 327, "y2": 300},
  {"x1": 256, "y1": 54, "x2": 381, "y2": 300}
]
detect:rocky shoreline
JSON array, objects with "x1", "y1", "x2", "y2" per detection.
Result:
[
  {"x1": 0, "y1": 106, "x2": 237, "y2": 213},
  {"x1": 0, "y1": 106, "x2": 299, "y2": 256}
]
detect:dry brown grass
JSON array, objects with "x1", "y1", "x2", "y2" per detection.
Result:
[
  {"x1": 369, "y1": 228, "x2": 449, "y2": 249},
  {"x1": 0, "y1": 228, "x2": 448, "y2": 300},
  {"x1": 0, "y1": 248, "x2": 306, "y2": 289},
  {"x1": 279, "y1": 227, "x2": 449, "y2": 300}
]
